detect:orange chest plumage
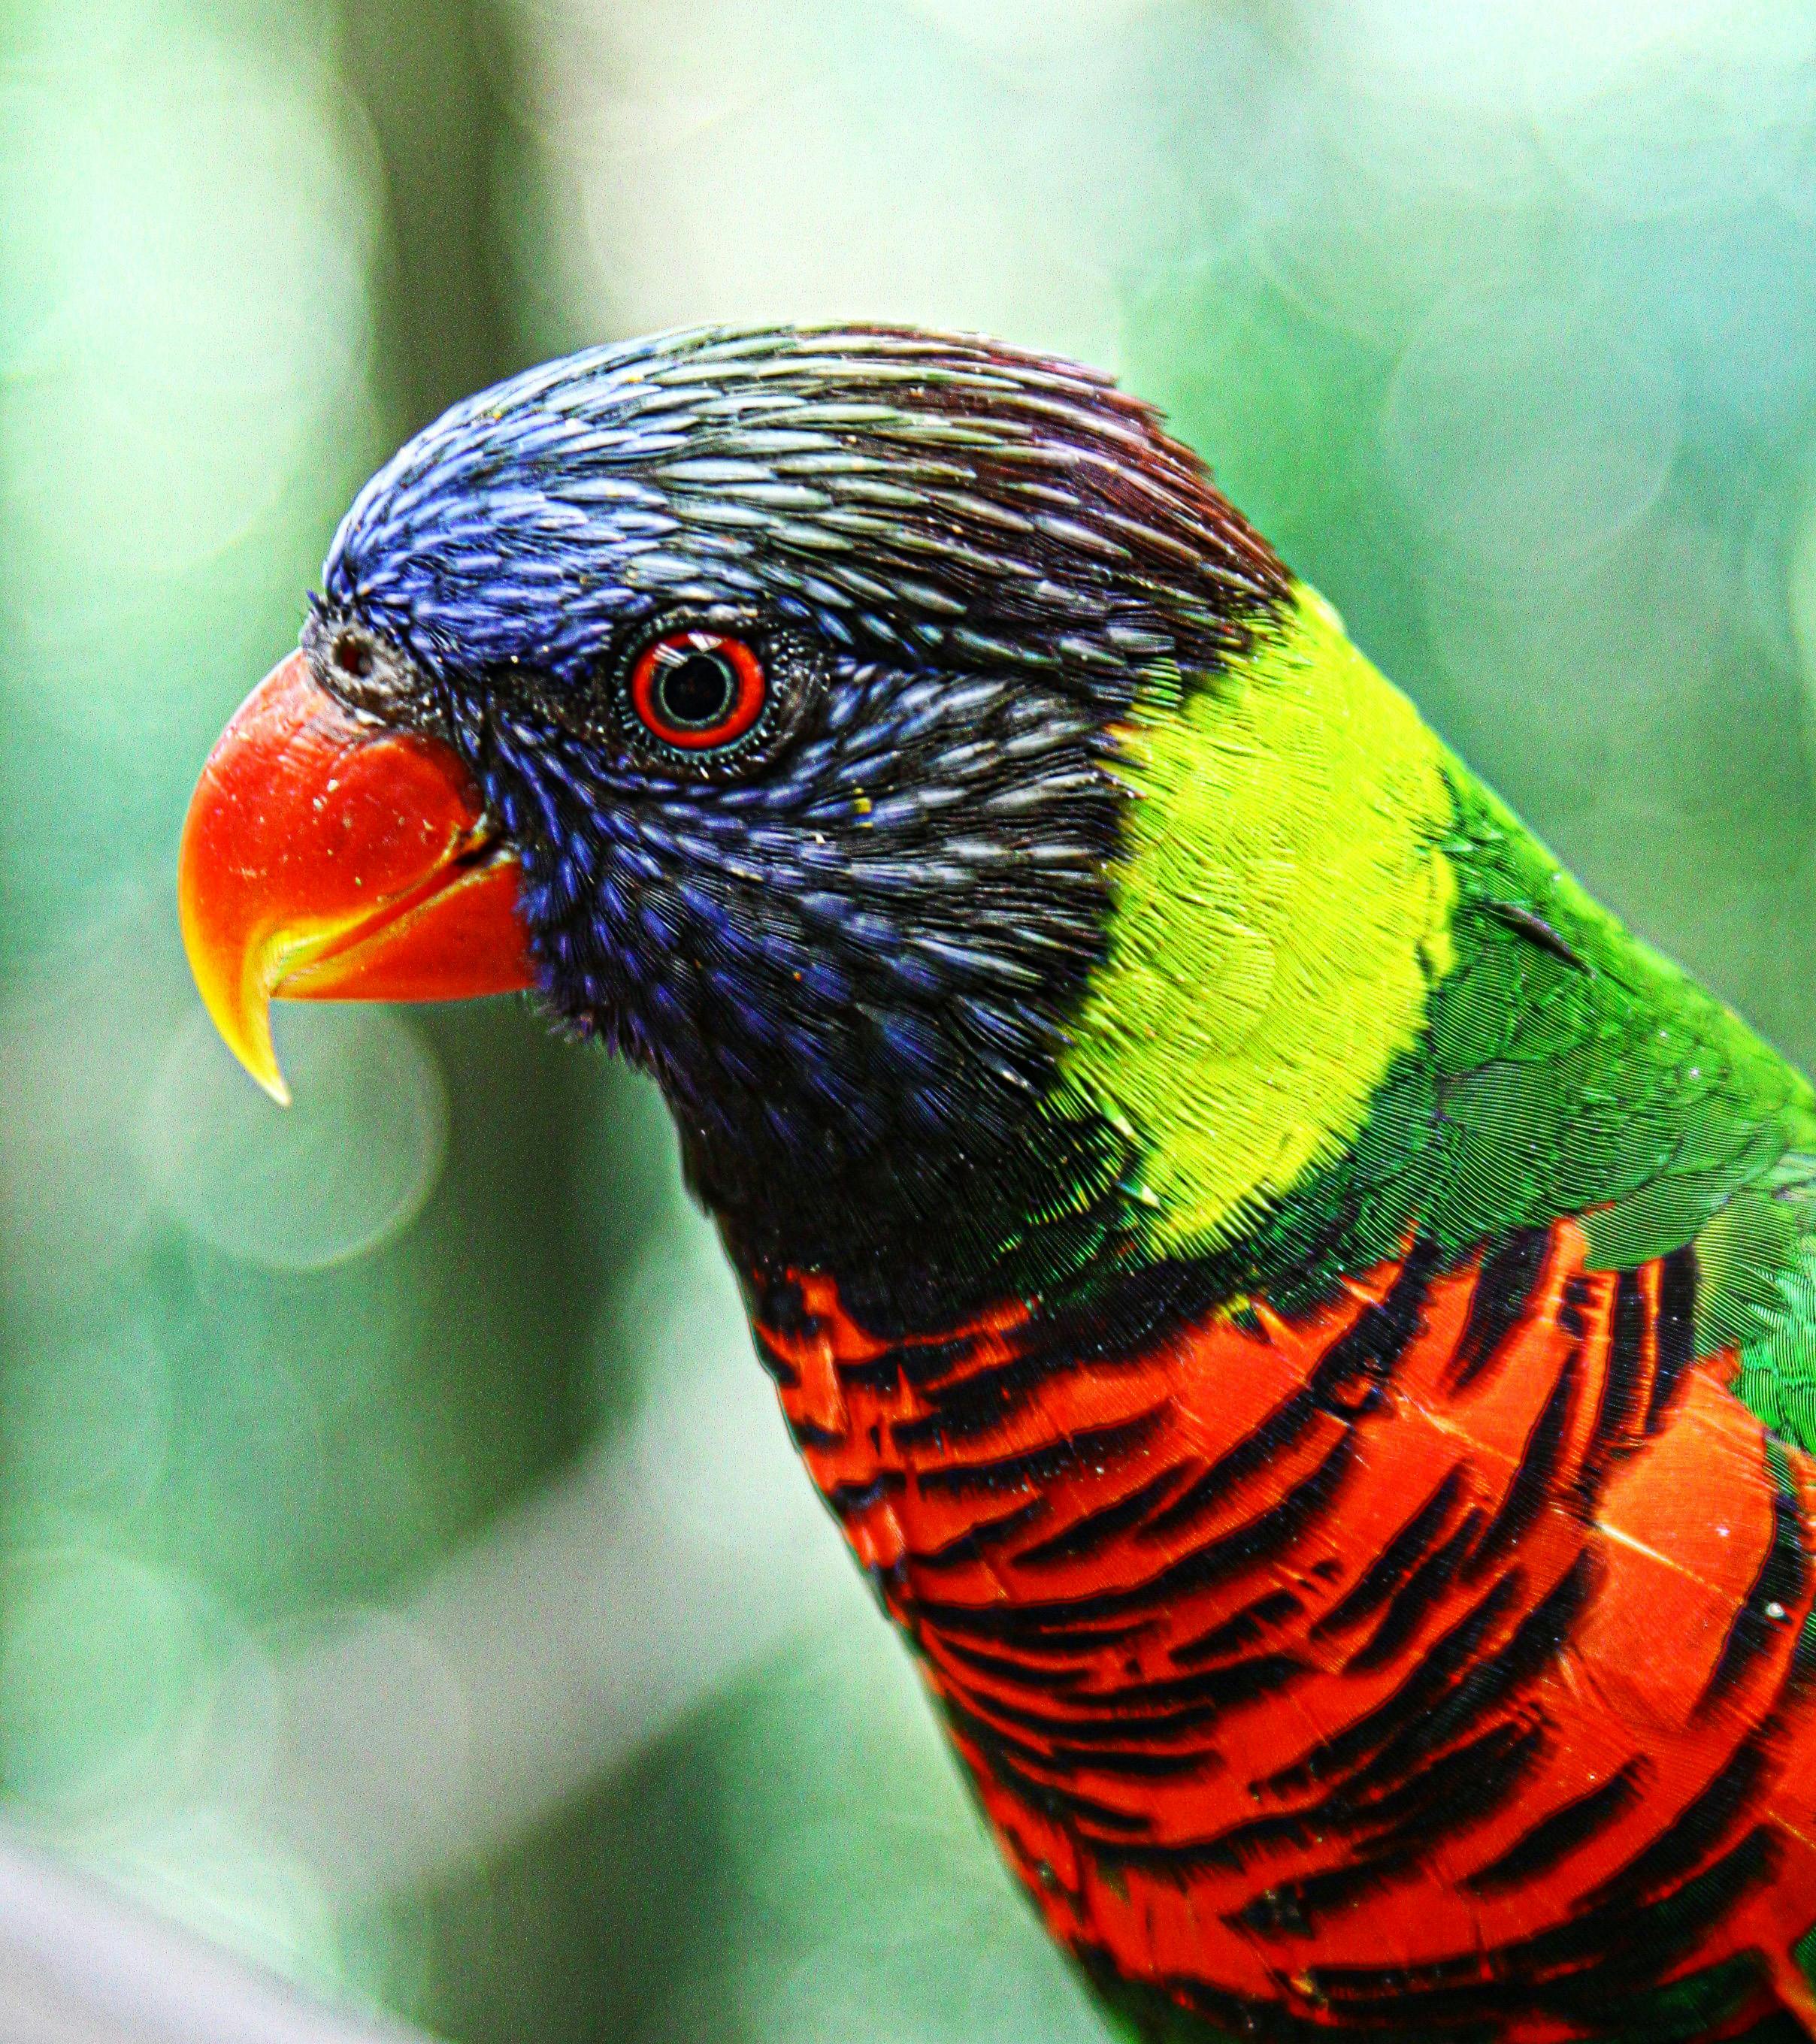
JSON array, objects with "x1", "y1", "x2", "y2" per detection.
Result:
[{"x1": 749, "y1": 1228, "x2": 1816, "y2": 2043}]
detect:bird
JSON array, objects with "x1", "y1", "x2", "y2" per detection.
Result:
[{"x1": 178, "y1": 324, "x2": 1816, "y2": 2044}]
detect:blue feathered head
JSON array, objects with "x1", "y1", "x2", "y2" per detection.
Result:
[{"x1": 200, "y1": 325, "x2": 1286, "y2": 1314}]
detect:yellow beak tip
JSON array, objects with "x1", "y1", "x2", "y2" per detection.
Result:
[
  {"x1": 225, "y1": 1006, "x2": 293, "y2": 1108},
  {"x1": 190, "y1": 960, "x2": 293, "y2": 1107},
  {"x1": 221, "y1": 1019, "x2": 293, "y2": 1108},
  {"x1": 254, "y1": 1063, "x2": 294, "y2": 1110}
]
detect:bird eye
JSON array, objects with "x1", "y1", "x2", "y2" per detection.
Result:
[{"x1": 628, "y1": 630, "x2": 766, "y2": 751}]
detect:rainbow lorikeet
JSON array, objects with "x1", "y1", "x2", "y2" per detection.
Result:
[{"x1": 180, "y1": 327, "x2": 1816, "y2": 2044}]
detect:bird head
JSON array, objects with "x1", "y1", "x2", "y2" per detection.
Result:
[{"x1": 180, "y1": 325, "x2": 1287, "y2": 1305}]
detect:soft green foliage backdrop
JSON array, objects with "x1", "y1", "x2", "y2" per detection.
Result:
[{"x1": 3, "y1": 2, "x2": 1816, "y2": 2038}]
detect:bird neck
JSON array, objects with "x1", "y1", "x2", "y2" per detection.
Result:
[{"x1": 715, "y1": 586, "x2": 1464, "y2": 1339}]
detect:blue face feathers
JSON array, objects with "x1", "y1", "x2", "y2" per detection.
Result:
[{"x1": 313, "y1": 324, "x2": 1286, "y2": 1309}]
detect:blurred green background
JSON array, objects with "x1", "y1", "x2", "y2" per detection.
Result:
[{"x1": 5, "y1": 1, "x2": 1816, "y2": 2038}]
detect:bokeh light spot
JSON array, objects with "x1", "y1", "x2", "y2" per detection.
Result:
[
  {"x1": 139, "y1": 1005, "x2": 448, "y2": 1271},
  {"x1": 1382, "y1": 292, "x2": 1681, "y2": 586},
  {"x1": 1523, "y1": 0, "x2": 1816, "y2": 219},
  {"x1": 0, "y1": 1547, "x2": 235, "y2": 1819}
]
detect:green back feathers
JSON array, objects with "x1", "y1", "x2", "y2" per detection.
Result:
[
  {"x1": 1434, "y1": 773, "x2": 1814, "y2": 1276},
  {"x1": 1058, "y1": 579, "x2": 1816, "y2": 1447}
]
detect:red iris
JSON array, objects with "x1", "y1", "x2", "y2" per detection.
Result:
[{"x1": 628, "y1": 630, "x2": 766, "y2": 750}]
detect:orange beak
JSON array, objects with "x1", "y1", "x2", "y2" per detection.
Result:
[{"x1": 178, "y1": 649, "x2": 537, "y2": 1104}]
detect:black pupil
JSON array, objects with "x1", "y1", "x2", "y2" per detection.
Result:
[{"x1": 659, "y1": 649, "x2": 737, "y2": 728}]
